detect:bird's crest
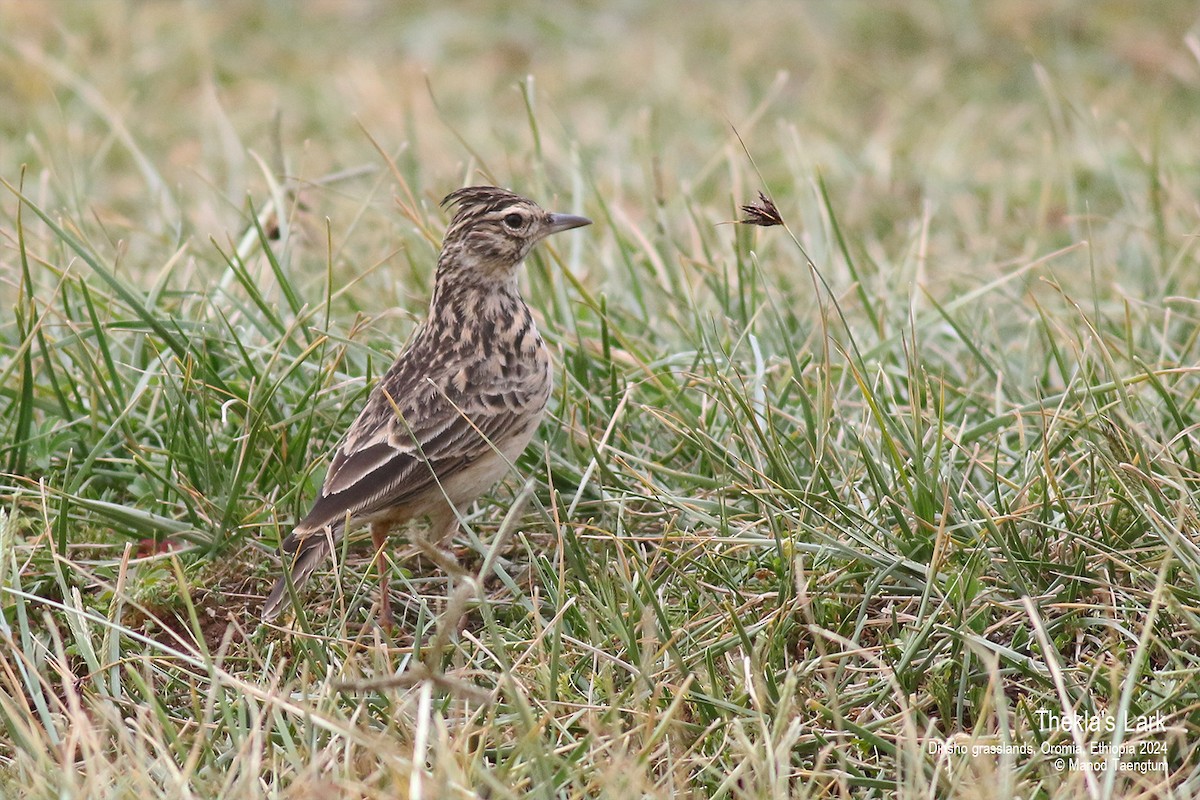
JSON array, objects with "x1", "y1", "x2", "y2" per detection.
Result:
[{"x1": 441, "y1": 186, "x2": 527, "y2": 224}]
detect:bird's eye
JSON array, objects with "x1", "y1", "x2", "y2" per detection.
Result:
[{"x1": 503, "y1": 213, "x2": 524, "y2": 230}]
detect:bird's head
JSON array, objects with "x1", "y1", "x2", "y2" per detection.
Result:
[{"x1": 437, "y1": 186, "x2": 591, "y2": 282}]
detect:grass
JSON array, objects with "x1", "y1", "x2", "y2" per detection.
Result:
[{"x1": 1, "y1": 1, "x2": 1199, "y2": 797}]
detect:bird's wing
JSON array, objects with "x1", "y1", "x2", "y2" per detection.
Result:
[{"x1": 282, "y1": 354, "x2": 543, "y2": 553}]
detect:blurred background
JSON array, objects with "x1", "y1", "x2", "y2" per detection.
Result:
[{"x1": 4, "y1": 1, "x2": 1197, "y2": 289}]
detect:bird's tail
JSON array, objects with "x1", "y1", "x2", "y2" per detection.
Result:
[{"x1": 261, "y1": 527, "x2": 339, "y2": 622}]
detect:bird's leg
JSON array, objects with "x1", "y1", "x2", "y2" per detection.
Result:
[
  {"x1": 371, "y1": 521, "x2": 393, "y2": 629},
  {"x1": 416, "y1": 536, "x2": 466, "y2": 576},
  {"x1": 418, "y1": 509, "x2": 467, "y2": 578},
  {"x1": 419, "y1": 511, "x2": 469, "y2": 625}
]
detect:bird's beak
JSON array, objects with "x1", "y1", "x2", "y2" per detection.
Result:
[{"x1": 546, "y1": 213, "x2": 592, "y2": 234}]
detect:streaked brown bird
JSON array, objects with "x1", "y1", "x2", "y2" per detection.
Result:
[{"x1": 263, "y1": 186, "x2": 591, "y2": 625}]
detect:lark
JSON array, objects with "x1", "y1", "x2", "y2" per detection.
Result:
[{"x1": 262, "y1": 186, "x2": 591, "y2": 625}]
